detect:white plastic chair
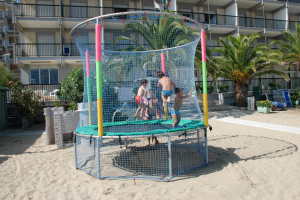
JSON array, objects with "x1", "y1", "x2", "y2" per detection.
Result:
[
  {"x1": 50, "y1": 89, "x2": 59, "y2": 100},
  {"x1": 112, "y1": 87, "x2": 136, "y2": 121}
]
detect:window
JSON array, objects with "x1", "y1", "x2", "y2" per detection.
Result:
[
  {"x1": 179, "y1": 9, "x2": 193, "y2": 18},
  {"x1": 30, "y1": 66, "x2": 59, "y2": 84},
  {"x1": 204, "y1": 11, "x2": 216, "y2": 24},
  {"x1": 114, "y1": 4, "x2": 128, "y2": 14}
]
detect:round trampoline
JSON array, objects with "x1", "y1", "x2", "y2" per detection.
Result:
[{"x1": 71, "y1": 12, "x2": 209, "y2": 181}]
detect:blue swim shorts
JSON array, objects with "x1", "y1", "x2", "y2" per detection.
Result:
[
  {"x1": 162, "y1": 90, "x2": 172, "y2": 97},
  {"x1": 171, "y1": 109, "x2": 180, "y2": 115}
]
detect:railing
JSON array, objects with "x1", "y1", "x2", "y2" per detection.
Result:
[
  {"x1": 239, "y1": 16, "x2": 287, "y2": 29},
  {"x1": 15, "y1": 43, "x2": 61, "y2": 56},
  {"x1": 1, "y1": 83, "x2": 65, "y2": 103},
  {"x1": 14, "y1": 3, "x2": 60, "y2": 17},
  {"x1": 289, "y1": 20, "x2": 300, "y2": 30},
  {"x1": 195, "y1": 77, "x2": 300, "y2": 93}
]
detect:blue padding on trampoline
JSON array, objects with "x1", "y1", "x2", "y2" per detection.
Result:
[
  {"x1": 76, "y1": 119, "x2": 205, "y2": 136},
  {"x1": 272, "y1": 102, "x2": 287, "y2": 107}
]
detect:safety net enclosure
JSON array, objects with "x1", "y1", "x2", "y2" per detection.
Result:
[{"x1": 71, "y1": 12, "x2": 208, "y2": 181}]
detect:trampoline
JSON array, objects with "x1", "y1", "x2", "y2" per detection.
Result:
[{"x1": 71, "y1": 12, "x2": 209, "y2": 181}]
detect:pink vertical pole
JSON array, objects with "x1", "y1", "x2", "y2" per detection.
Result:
[
  {"x1": 161, "y1": 52, "x2": 165, "y2": 74},
  {"x1": 86, "y1": 50, "x2": 92, "y2": 125},
  {"x1": 85, "y1": 50, "x2": 90, "y2": 77}
]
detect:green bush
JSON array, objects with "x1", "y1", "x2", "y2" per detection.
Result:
[
  {"x1": 217, "y1": 84, "x2": 229, "y2": 90},
  {"x1": 0, "y1": 65, "x2": 15, "y2": 85},
  {"x1": 256, "y1": 100, "x2": 273, "y2": 108},
  {"x1": 10, "y1": 81, "x2": 41, "y2": 127},
  {"x1": 61, "y1": 68, "x2": 84, "y2": 109},
  {"x1": 196, "y1": 84, "x2": 202, "y2": 90},
  {"x1": 207, "y1": 85, "x2": 213, "y2": 90},
  {"x1": 268, "y1": 82, "x2": 280, "y2": 87}
]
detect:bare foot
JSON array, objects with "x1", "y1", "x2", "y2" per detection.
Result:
[{"x1": 167, "y1": 96, "x2": 171, "y2": 103}]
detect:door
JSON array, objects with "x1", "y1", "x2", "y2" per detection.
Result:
[
  {"x1": 239, "y1": 13, "x2": 246, "y2": 27},
  {"x1": 36, "y1": 0, "x2": 54, "y2": 17},
  {"x1": 70, "y1": 1, "x2": 87, "y2": 18},
  {"x1": 37, "y1": 33, "x2": 55, "y2": 56}
]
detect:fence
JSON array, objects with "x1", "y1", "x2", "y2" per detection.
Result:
[
  {"x1": 1, "y1": 83, "x2": 67, "y2": 103},
  {"x1": 195, "y1": 77, "x2": 300, "y2": 93}
]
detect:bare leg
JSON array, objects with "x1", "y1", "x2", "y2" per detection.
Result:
[
  {"x1": 140, "y1": 104, "x2": 145, "y2": 118},
  {"x1": 172, "y1": 113, "x2": 177, "y2": 128},
  {"x1": 154, "y1": 137, "x2": 159, "y2": 145},
  {"x1": 135, "y1": 104, "x2": 141, "y2": 117},
  {"x1": 161, "y1": 93, "x2": 167, "y2": 107}
]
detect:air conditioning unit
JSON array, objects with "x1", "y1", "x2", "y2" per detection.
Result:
[{"x1": 63, "y1": 45, "x2": 70, "y2": 56}]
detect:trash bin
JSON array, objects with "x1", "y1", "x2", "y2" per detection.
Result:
[{"x1": 247, "y1": 96, "x2": 255, "y2": 111}]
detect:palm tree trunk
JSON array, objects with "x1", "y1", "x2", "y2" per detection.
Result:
[{"x1": 235, "y1": 83, "x2": 247, "y2": 107}]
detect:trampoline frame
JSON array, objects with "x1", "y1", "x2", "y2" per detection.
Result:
[{"x1": 74, "y1": 126, "x2": 208, "y2": 181}]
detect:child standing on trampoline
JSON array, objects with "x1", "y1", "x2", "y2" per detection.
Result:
[
  {"x1": 157, "y1": 71, "x2": 176, "y2": 107},
  {"x1": 172, "y1": 87, "x2": 194, "y2": 128},
  {"x1": 135, "y1": 79, "x2": 149, "y2": 118}
]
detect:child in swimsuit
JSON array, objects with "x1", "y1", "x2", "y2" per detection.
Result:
[
  {"x1": 157, "y1": 71, "x2": 176, "y2": 107},
  {"x1": 172, "y1": 87, "x2": 193, "y2": 128},
  {"x1": 135, "y1": 79, "x2": 149, "y2": 118},
  {"x1": 143, "y1": 89, "x2": 159, "y2": 145}
]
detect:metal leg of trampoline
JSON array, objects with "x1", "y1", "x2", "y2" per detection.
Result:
[
  {"x1": 205, "y1": 128, "x2": 208, "y2": 165},
  {"x1": 197, "y1": 130, "x2": 200, "y2": 153},
  {"x1": 97, "y1": 139, "x2": 101, "y2": 179},
  {"x1": 74, "y1": 135, "x2": 78, "y2": 169},
  {"x1": 168, "y1": 135, "x2": 172, "y2": 180}
]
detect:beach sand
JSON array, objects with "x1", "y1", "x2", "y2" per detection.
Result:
[{"x1": 1, "y1": 107, "x2": 300, "y2": 199}]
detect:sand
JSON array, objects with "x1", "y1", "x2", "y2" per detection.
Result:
[{"x1": 1, "y1": 107, "x2": 300, "y2": 199}]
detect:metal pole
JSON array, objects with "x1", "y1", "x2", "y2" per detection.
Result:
[
  {"x1": 168, "y1": 135, "x2": 172, "y2": 180},
  {"x1": 97, "y1": 139, "x2": 101, "y2": 179},
  {"x1": 205, "y1": 128, "x2": 208, "y2": 165}
]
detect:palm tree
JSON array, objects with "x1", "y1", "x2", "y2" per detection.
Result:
[
  {"x1": 110, "y1": 15, "x2": 200, "y2": 76},
  {"x1": 271, "y1": 22, "x2": 300, "y2": 67},
  {"x1": 194, "y1": 42, "x2": 220, "y2": 86},
  {"x1": 213, "y1": 33, "x2": 289, "y2": 107}
]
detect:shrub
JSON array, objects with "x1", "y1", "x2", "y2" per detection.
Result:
[
  {"x1": 268, "y1": 82, "x2": 280, "y2": 87},
  {"x1": 217, "y1": 84, "x2": 229, "y2": 90},
  {"x1": 256, "y1": 100, "x2": 273, "y2": 108},
  {"x1": 61, "y1": 68, "x2": 84, "y2": 109},
  {"x1": 0, "y1": 66, "x2": 15, "y2": 85},
  {"x1": 207, "y1": 85, "x2": 213, "y2": 90},
  {"x1": 196, "y1": 84, "x2": 202, "y2": 90},
  {"x1": 10, "y1": 81, "x2": 41, "y2": 127}
]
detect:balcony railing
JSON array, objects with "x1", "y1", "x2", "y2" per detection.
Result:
[
  {"x1": 239, "y1": 17, "x2": 287, "y2": 29},
  {"x1": 1, "y1": 83, "x2": 66, "y2": 103},
  {"x1": 289, "y1": 20, "x2": 300, "y2": 30},
  {"x1": 15, "y1": 43, "x2": 61, "y2": 56}
]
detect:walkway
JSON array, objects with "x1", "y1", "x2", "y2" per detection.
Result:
[{"x1": 216, "y1": 117, "x2": 300, "y2": 134}]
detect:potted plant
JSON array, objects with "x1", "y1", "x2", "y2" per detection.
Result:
[
  {"x1": 256, "y1": 100, "x2": 273, "y2": 114},
  {"x1": 196, "y1": 84, "x2": 202, "y2": 94},
  {"x1": 217, "y1": 84, "x2": 229, "y2": 93},
  {"x1": 207, "y1": 85, "x2": 214, "y2": 94},
  {"x1": 291, "y1": 94, "x2": 299, "y2": 105},
  {"x1": 268, "y1": 82, "x2": 280, "y2": 90}
]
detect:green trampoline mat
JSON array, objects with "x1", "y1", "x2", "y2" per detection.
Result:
[{"x1": 75, "y1": 119, "x2": 205, "y2": 136}]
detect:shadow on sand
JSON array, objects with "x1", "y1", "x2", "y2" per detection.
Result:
[{"x1": 173, "y1": 134, "x2": 297, "y2": 181}]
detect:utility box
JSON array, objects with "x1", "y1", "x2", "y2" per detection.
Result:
[
  {"x1": 247, "y1": 96, "x2": 255, "y2": 111},
  {"x1": 0, "y1": 87, "x2": 10, "y2": 130}
]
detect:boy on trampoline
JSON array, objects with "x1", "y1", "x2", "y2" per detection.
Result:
[
  {"x1": 157, "y1": 71, "x2": 176, "y2": 107},
  {"x1": 172, "y1": 87, "x2": 194, "y2": 128},
  {"x1": 135, "y1": 79, "x2": 149, "y2": 118}
]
